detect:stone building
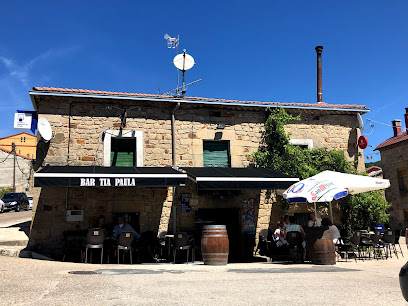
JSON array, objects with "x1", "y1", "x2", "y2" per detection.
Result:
[
  {"x1": 29, "y1": 87, "x2": 368, "y2": 260},
  {"x1": 0, "y1": 148, "x2": 32, "y2": 192},
  {"x1": 375, "y1": 108, "x2": 408, "y2": 229}
]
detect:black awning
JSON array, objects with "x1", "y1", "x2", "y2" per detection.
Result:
[
  {"x1": 34, "y1": 166, "x2": 187, "y2": 188},
  {"x1": 181, "y1": 167, "x2": 299, "y2": 190}
]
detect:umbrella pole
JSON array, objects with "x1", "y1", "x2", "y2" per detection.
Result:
[
  {"x1": 314, "y1": 202, "x2": 317, "y2": 217},
  {"x1": 329, "y1": 202, "x2": 334, "y2": 223}
]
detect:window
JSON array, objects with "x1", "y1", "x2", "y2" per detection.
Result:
[
  {"x1": 203, "y1": 140, "x2": 230, "y2": 167},
  {"x1": 110, "y1": 137, "x2": 136, "y2": 167},
  {"x1": 27, "y1": 153, "x2": 30, "y2": 158},
  {"x1": 398, "y1": 168, "x2": 408, "y2": 191},
  {"x1": 289, "y1": 139, "x2": 314, "y2": 149},
  {"x1": 18, "y1": 150, "x2": 21, "y2": 154},
  {"x1": 103, "y1": 130, "x2": 143, "y2": 167}
]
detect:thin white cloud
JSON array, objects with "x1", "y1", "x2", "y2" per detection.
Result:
[{"x1": 0, "y1": 46, "x2": 81, "y2": 88}]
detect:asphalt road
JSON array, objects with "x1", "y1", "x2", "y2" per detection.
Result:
[
  {"x1": 0, "y1": 210, "x2": 32, "y2": 245},
  {"x1": 0, "y1": 210, "x2": 32, "y2": 227},
  {"x1": 0, "y1": 253, "x2": 407, "y2": 305}
]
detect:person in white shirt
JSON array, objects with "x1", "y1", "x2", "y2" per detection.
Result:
[
  {"x1": 308, "y1": 213, "x2": 322, "y2": 227},
  {"x1": 321, "y1": 217, "x2": 341, "y2": 244}
]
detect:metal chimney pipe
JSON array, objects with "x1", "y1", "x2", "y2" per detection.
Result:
[{"x1": 315, "y1": 46, "x2": 323, "y2": 103}]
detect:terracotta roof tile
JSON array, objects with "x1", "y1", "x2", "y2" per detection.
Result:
[
  {"x1": 32, "y1": 87, "x2": 368, "y2": 111},
  {"x1": 375, "y1": 131, "x2": 408, "y2": 150},
  {"x1": 0, "y1": 147, "x2": 34, "y2": 160}
]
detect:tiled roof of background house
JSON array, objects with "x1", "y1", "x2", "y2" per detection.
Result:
[
  {"x1": 32, "y1": 87, "x2": 368, "y2": 111},
  {"x1": 0, "y1": 147, "x2": 33, "y2": 160},
  {"x1": 375, "y1": 131, "x2": 408, "y2": 150}
]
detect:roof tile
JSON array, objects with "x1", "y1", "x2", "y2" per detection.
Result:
[
  {"x1": 31, "y1": 86, "x2": 368, "y2": 111},
  {"x1": 375, "y1": 131, "x2": 408, "y2": 150}
]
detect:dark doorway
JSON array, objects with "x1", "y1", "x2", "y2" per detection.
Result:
[{"x1": 196, "y1": 208, "x2": 241, "y2": 262}]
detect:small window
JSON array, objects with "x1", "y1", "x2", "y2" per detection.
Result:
[
  {"x1": 27, "y1": 153, "x2": 30, "y2": 157},
  {"x1": 398, "y1": 168, "x2": 408, "y2": 191},
  {"x1": 20, "y1": 137, "x2": 23, "y2": 142},
  {"x1": 203, "y1": 140, "x2": 230, "y2": 168},
  {"x1": 23, "y1": 137, "x2": 26, "y2": 142},
  {"x1": 18, "y1": 150, "x2": 21, "y2": 154},
  {"x1": 110, "y1": 137, "x2": 136, "y2": 167}
]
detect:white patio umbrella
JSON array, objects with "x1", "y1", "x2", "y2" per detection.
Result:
[{"x1": 282, "y1": 171, "x2": 390, "y2": 222}]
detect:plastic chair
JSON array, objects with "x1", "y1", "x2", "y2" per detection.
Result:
[
  {"x1": 173, "y1": 232, "x2": 194, "y2": 264},
  {"x1": 371, "y1": 230, "x2": 383, "y2": 260},
  {"x1": 395, "y1": 230, "x2": 404, "y2": 257},
  {"x1": 286, "y1": 231, "x2": 303, "y2": 263},
  {"x1": 382, "y1": 230, "x2": 398, "y2": 259},
  {"x1": 117, "y1": 232, "x2": 135, "y2": 264},
  {"x1": 84, "y1": 228, "x2": 105, "y2": 264},
  {"x1": 255, "y1": 229, "x2": 272, "y2": 257}
]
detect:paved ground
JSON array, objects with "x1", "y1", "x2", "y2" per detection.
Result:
[
  {"x1": 0, "y1": 250, "x2": 407, "y2": 305},
  {"x1": 0, "y1": 210, "x2": 32, "y2": 245}
]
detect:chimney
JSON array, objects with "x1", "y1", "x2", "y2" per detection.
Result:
[
  {"x1": 404, "y1": 107, "x2": 408, "y2": 133},
  {"x1": 315, "y1": 46, "x2": 323, "y2": 103},
  {"x1": 392, "y1": 119, "x2": 402, "y2": 137}
]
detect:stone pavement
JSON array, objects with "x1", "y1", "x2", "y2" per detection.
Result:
[{"x1": 0, "y1": 249, "x2": 407, "y2": 306}]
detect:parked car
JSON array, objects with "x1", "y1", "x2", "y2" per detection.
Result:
[
  {"x1": 0, "y1": 199, "x2": 4, "y2": 213},
  {"x1": 1, "y1": 193, "x2": 29, "y2": 212},
  {"x1": 27, "y1": 195, "x2": 33, "y2": 210}
]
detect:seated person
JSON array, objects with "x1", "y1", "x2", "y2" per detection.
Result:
[
  {"x1": 321, "y1": 217, "x2": 341, "y2": 244},
  {"x1": 93, "y1": 215, "x2": 107, "y2": 232},
  {"x1": 284, "y1": 216, "x2": 306, "y2": 260},
  {"x1": 308, "y1": 213, "x2": 322, "y2": 227},
  {"x1": 113, "y1": 216, "x2": 141, "y2": 239},
  {"x1": 273, "y1": 221, "x2": 287, "y2": 247},
  {"x1": 283, "y1": 215, "x2": 290, "y2": 228}
]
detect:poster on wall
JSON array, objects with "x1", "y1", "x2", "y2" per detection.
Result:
[
  {"x1": 181, "y1": 193, "x2": 191, "y2": 213},
  {"x1": 241, "y1": 199, "x2": 255, "y2": 233}
]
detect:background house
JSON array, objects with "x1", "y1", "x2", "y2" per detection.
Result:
[
  {"x1": 29, "y1": 87, "x2": 367, "y2": 260},
  {"x1": 0, "y1": 132, "x2": 36, "y2": 159},
  {"x1": 375, "y1": 108, "x2": 408, "y2": 229}
]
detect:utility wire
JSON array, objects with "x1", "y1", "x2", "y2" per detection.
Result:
[{"x1": 0, "y1": 152, "x2": 11, "y2": 163}]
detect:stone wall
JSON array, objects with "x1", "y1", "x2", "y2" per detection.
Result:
[
  {"x1": 30, "y1": 186, "x2": 173, "y2": 250},
  {"x1": 0, "y1": 149, "x2": 32, "y2": 192},
  {"x1": 379, "y1": 142, "x2": 408, "y2": 228}
]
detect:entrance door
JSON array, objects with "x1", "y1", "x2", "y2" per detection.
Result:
[{"x1": 196, "y1": 208, "x2": 241, "y2": 262}]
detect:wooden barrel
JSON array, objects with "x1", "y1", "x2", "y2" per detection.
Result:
[
  {"x1": 312, "y1": 229, "x2": 336, "y2": 265},
  {"x1": 201, "y1": 225, "x2": 229, "y2": 265}
]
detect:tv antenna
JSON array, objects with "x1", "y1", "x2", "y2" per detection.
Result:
[{"x1": 163, "y1": 34, "x2": 201, "y2": 97}]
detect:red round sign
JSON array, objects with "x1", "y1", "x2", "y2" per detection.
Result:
[{"x1": 358, "y1": 135, "x2": 368, "y2": 149}]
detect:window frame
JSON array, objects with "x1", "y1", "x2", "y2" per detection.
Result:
[{"x1": 103, "y1": 130, "x2": 143, "y2": 167}]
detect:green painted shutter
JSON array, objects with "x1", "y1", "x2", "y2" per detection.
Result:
[
  {"x1": 203, "y1": 141, "x2": 230, "y2": 167},
  {"x1": 111, "y1": 151, "x2": 134, "y2": 167}
]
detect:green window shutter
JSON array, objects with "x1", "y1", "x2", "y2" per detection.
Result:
[
  {"x1": 203, "y1": 141, "x2": 230, "y2": 167},
  {"x1": 110, "y1": 137, "x2": 136, "y2": 167}
]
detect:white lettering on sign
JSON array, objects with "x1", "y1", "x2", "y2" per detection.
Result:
[
  {"x1": 99, "y1": 178, "x2": 111, "y2": 186},
  {"x1": 80, "y1": 178, "x2": 96, "y2": 186},
  {"x1": 115, "y1": 178, "x2": 136, "y2": 187}
]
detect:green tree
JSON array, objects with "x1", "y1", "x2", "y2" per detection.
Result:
[{"x1": 252, "y1": 107, "x2": 390, "y2": 231}]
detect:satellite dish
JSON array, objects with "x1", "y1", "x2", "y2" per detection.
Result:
[
  {"x1": 357, "y1": 113, "x2": 364, "y2": 131},
  {"x1": 38, "y1": 118, "x2": 52, "y2": 141},
  {"x1": 173, "y1": 52, "x2": 195, "y2": 71}
]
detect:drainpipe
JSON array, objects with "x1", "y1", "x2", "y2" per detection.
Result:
[{"x1": 171, "y1": 102, "x2": 180, "y2": 234}]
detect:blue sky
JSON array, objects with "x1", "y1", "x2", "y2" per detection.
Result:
[{"x1": 1, "y1": 1, "x2": 407, "y2": 162}]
